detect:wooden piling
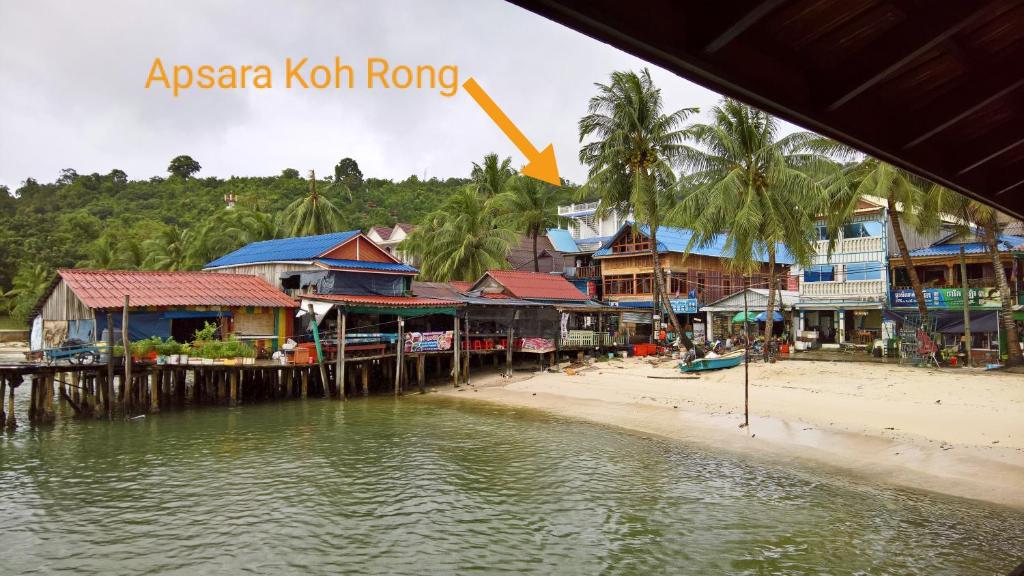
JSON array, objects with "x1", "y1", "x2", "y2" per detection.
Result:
[
  {"x1": 150, "y1": 367, "x2": 160, "y2": 413},
  {"x1": 122, "y1": 295, "x2": 131, "y2": 416},
  {"x1": 337, "y1": 309, "x2": 346, "y2": 401},
  {"x1": 416, "y1": 354, "x2": 426, "y2": 393},
  {"x1": 0, "y1": 376, "x2": 6, "y2": 429},
  {"x1": 6, "y1": 378, "x2": 16, "y2": 429},
  {"x1": 395, "y1": 316, "x2": 404, "y2": 396},
  {"x1": 361, "y1": 364, "x2": 369, "y2": 396},
  {"x1": 106, "y1": 311, "x2": 115, "y2": 419},
  {"x1": 301, "y1": 369, "x2": 309, "y2": 399},
  {"x1": 452, "y1": 314, "x2": 461, "y2": 388},
  {"x1": 229, "y1": 370, "x2": 238, "y2": 406}
]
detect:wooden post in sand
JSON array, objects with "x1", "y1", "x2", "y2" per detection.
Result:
[
  {"x1": 452, "y1": 313, "x2": 460, "y2": 388},
  {"x1": 959, "y1": 245, "x2": 973, "y2": 368},
  {"x1": 742, "y1": 282, "x2": 750, "y2": 430}
]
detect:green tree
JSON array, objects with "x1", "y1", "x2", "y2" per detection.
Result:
[
  {"x1": 3, "y1": 263, "x2": 53, "y2": 323},
  {"x1": 77, "y1": 235, "x2": 119, "y2": 269},
  {"x1": 471, "y1": 153, "x2": 516, "y2": 198},
  {"x1": 282, "y1": 170, "x2": 345, "y2": 237},
  {"x1": 838, "y1": 159, "x2": 947, "y2": 327},
  {"x1": 401, "y1": 186, "x2": 516, "y2": 282},
  {"x1": 281, "y1": 168, "x2": 300, "y2": 179},
  {"x1": 674, "y1": 98, "x2": 841, "y2": 357},
  {"x1": 167, "y1": 155, "x2": 202, "y2": 180},
  {"x1": 334, "y1": 157, "x2": 364, "y2": 191},
  {"x1": 493, "y1": 177, "x2": 564, "y2": 272},
  {"x1": 143, "y1": 226, "x2": 198, "y2": 270},
  {"x1": 578, "y1": 68, "x2": 697, "y2": 346}
]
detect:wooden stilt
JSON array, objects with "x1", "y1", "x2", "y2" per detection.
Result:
[
  {"x1": 301, "y1": 369, "x2": 309, "y2": 399},
  {"x1": 338, "y1": 309, "x2": 346, "y2": 401},
  {"x1": 151, "y1": 367, "x2": 160, "y2": 413},
  {"x1": 229, "y1": 370, "x2": 238, "y2": 406},
  {"x1": 361, "y1": 364, "x2": 369, "y2": 396},
  {"x1": 395, "y1": 315, "x2": 404, "y2": 396},
  {"x1": 452, "y1": 314, "x2": 461, "y2": 388},
  {"x1": 0, "y1": 377, "x2": 6, "y2": 429},
  {"x1": 122, "y1": 295, "x2": 131, "y2": 417},
  {"x1": 417, "y1": 354, "x2": 426, "y2": 393},
  {"x1": 106, "y1": 312, "x2": 115, "y2": 420},
  {"x1": 6, "y1": 379, "x2": 16, "y2": 429}
]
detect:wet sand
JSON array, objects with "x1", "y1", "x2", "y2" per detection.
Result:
[{"x1": 436, "y1": 358, "x2": 1024, "y2": 509}]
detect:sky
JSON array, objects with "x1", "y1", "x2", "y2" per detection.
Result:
[{"x1": 0, "y1": 0, "x2": 743, "y2": 190}]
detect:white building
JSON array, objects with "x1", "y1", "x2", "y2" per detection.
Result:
[
  {"x1": 557, "y1": 201, "x2": 629, "y2": 243},
  {"x1": 793, "y1": 197, "x2": 889, "y2": 346},
  {"x1": 366, "y1": 223, "x2": 416, "y2": 265}
]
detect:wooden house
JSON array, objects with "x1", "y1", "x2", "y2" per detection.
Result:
[{"x1": 30, "y1": 270, "x2": 297, "y2": 350}]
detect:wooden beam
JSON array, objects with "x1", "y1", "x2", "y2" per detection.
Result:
[
  {"x1": 825, "y1": 2, "x2": 999, "y2": 111},
  {"x1": 337, "y1": 308, "x2": 346, "y2": 401},
  {"x1": 122, "y1": 295, "x2": 131, "y2": 417},
  {"x1": 394, "y1": 316, "x2": 404, "y2": 396},
  {"x1": 704, "y1": 0, "x2": 786, "y2": 53}
]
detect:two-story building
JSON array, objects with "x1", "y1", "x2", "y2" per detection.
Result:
[
  {"x1": 793, "y1": 198, "x2": 890, "y2": 346},
  {"x1": 366, "y1": 223, "x2": 416, "y2": 265},
  {"x1": 551, "y1": 201, "x2": 630, "y2": 300},
  {"x1": 889, "y1": 229, "x2": 1024, "y2": 362}
]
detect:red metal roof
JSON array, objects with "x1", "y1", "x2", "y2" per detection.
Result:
[
  {"x1": 56, "y1": 269, "x2": 297, "y2": 309},
  {"x1": 482, "y1": 270, "x2": 589, "y2": 301},
  {"x1": 306, "y1": 294, "x2": 460, "y2": 307},
  {"x1": 449, "y1": 281, "x2": 473, "y2": 293}
]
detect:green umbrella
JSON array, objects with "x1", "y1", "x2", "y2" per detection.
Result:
[{"x1": 731, "y1": 311, "x2": 758, "y2": 323}]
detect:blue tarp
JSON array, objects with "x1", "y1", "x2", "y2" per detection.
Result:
[{"x1": 96, "y1": 312, "x2": 171, "y2": 341}]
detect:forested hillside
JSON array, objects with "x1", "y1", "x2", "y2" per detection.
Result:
[{"x1": 0, "y1": 157, "x2": 474, "y2": 322}]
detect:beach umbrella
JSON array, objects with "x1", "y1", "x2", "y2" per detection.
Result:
[
  {"x1": 732, "y1": 311, "x2": 757, "y2": 323},
  {"x1": 754, "y1": 311, "x2": 784, "y2": 322}
]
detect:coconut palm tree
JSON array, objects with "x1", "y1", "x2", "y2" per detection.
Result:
[
  {"x1": 834, "y1": 159, "x2": 950, "y2": 327},
  {"x1": 283, "y1": 170, "x2": 344, "y2": 237},
  {"x1": 471, "y1": 153, "x2": 516, "y2": 198},
  {"x1": 673, "y1": 98, "x2": 841, "y2": 358},
  {"x1": 143, "y1": 226, "x2": 199, "y2": 271},
  {"x1": 78, "y1": 235, "x2": 119, "y2": 269},
  {"x1": 401, "y1": 186, "x2": 517, "y2": 282},
  {"x1": 578, "y1": 69, "x2": 698, "y2": 346},
  {"x1": 3, "y1": 263, "x2": 53, "y2": 322},
  {"x1": 945, "y1": 198, "x2": 1023, "y2": 366},
  {"x1": 493, "y1": 177, "x2": 565, "y2": 271}
]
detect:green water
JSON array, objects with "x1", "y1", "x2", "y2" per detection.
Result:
[{"x1": 1, "y1": 397, "x2": 1022, "y2": 575}]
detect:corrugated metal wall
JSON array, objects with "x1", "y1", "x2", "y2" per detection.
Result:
[
  {"x1": 40, "y1": 280, "x2": 94, "y2": 321},
  {"x1": 209, "y1": 263, "x2": 305, "y2": 289}
]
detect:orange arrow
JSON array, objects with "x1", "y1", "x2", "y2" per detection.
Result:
[{"x1": 462, "y1": 77, "x2": 560, "y2": 186}]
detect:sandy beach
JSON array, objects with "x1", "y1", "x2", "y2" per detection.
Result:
[{"x1": 437, "y1": 357, "x2": 1024, "y2": 509}]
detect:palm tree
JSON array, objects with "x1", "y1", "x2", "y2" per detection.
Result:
[
  {"x1": 117, "y1": 238, "x2": 147, "y2": 270},
  {"x1": 673, "y1": 98, "x2": 841, "y2": 358},
  {"x1": 578, "y1": 69, "x2": 697, "y2": 346},
  {"x1": 401, "y1": 186, "x2": 517, "y2": 282},
  {"x1": 78, "y1": 235, "x2": 119, "y2": 269},
  {"x1": 3, "y1": 263, "x2": 53, "y2": 323},
  {"x1": 143, "y1": 226, "x2": 198, "y2": 271},
  {"x1": 471, "y1": 153, "x2": 516, "y2": 198},
  {"x1": 839, "y1": 159, "x2": 947, "y2": 327},
  {"x1": 947, "y1": 198, "x2": 1023, "y2": 366},
  {"x1": 493, "y1": 177, "x2": 564, "y2": 271},
  {"x1": 283, "y1": 170, "x2": 344, "y2": 237}
]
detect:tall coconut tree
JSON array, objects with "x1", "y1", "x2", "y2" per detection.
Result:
[
  {"x1": 283, "y1": 170, "x2": 344, "y2": 237},
  {"x1": 471, "y1": 153, "x2": 516, "y2": 198},
  {"x1": 946, "y1": 198, "x2": 1023, "y2": 366},
  {"x1": 673, "y1": 98, "x2": 841, "y2": 358},
  {"x1": 77, "y1": 235, "x2": 119, "y2": 269},
  {"x1": 3, "y1": 263, "x2": 53, "y2": 323},
  {"x1": 838, "y1": 159, "x2": 947, "y2": 327},
  {"x1": 578, "y1": 69, "x2": 698, "y2": 347},
  {"x1": 401, "y1": 186, "x2": 517, "y2": 282},
  {"x1": 493, "y1": 177, "x2": 565, "y2": 271}
]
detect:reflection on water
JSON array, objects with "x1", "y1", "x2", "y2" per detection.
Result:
[{"x1": 1, "y1": 396, "x2": 1022, "y2": 575}]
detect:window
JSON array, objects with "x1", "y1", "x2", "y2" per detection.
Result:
[
  {"x1": 814, "y1": 224, "x2": 829, "y2": 241},
  {"x1": 841, "y1": 221, "x2": 883, "y2": 239},
  {"x1": 846, "y1": 261, "x2": 881, "y2": 281},
  {"x1": 637, "y1": 273, "x2": 653, "y2": 294},
  {"x1": 803, "y1": 265, "x2": 835, "y2": 282},
  {"x1": 604, "y1": 275, "x2": 634, "y2": 295}
]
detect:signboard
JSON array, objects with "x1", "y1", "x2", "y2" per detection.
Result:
[
  {"x1": 670, "y1": 298, "x2": 699, "y2": 314},
  {"x1": 692, "y1": 322, "x2": 706, "y2": 344},
  {"x1": 891, "y1": 287, "x2": 1000, "y2": 309},
  {"x1": 404, "y1": 331, "x2": 454, "y2": 352}
]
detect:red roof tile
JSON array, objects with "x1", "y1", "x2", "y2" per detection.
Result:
[
  {"x1": 371, "y1": 226, "x2": 393, "y2": 240},
  {"x1": 305, "y1": 294, "x2": 459, "y2": 307},
  {"x1": 482, "y1": 270, "x2": 588, "y2": 301},
  {"x1": 56, "y1": 269, "x2": 297, "y2": 309}
]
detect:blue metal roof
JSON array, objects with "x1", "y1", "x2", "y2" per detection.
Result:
[
  {"x1": 593, "y1": 224, "x2": 794, "y2": 265},
  {"x1": 204, "y1": 231, "x2": 360, "y2": 268},
  {"x1": 546, "y1": 228, "x2": 580, "y2": 253},
  {"x1": 909, "y1": 234, "x2": 1024, "y2": 258},
  {"x1": 314, "y1": 258, "x2": 418, "y2": 274}
]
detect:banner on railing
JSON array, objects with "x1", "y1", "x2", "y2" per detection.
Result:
[
  {"x1": 670, "y1": 298, "x2": 699, "y2": 314},
  {"x1": 891, "y1": 287, "x2": 1000, "y2": 309},
  {"x1": 404, "y1": 331, "x2": 454, "y2": 352}
]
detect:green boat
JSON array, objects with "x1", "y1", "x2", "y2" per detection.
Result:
[{"x1": 679, "y1": 350, "x2": 745, "y2": 372}]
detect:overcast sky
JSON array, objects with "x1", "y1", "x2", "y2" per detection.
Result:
[{"x1": 0, "y1": 0, "x2": 743, "y2": 190}]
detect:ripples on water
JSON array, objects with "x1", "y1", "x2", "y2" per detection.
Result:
[{"x1": 1, "y1": 396, "x2": 1022, "y2": 575}]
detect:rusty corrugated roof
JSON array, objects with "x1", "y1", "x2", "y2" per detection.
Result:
[
  {"x1": 305, "y1": 294, "x2": 459, "y2": 307},
  {"x1": 483, "y1": 270, "x2": 588, "y2": 301},
  {"x1": 57, "y1": 269, "x2": 297, "y2": 309}
]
